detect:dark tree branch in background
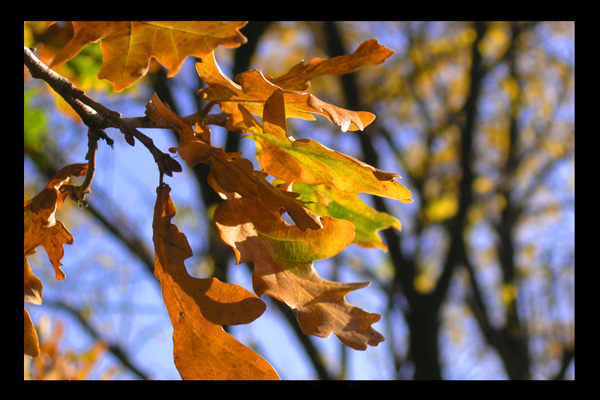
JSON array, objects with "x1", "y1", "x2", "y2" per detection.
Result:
[
  {"x1": 25, "y1": 143, "x2": 157, "y2": 379},
  {"x1": 321, "y1": 21, "x2": 489, "y2": 380},
  {"x1": 45, "y1": 299, "x2": 151, "y2": 380}
]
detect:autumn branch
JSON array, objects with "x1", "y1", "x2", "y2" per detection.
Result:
[{"x1": 24, "y1": 46, "x2": 181, "y2": 181}]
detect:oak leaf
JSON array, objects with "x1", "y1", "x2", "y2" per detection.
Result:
[
  {"x1": 196, "y1": 50, "x2": 375, "y2": 132},
  {"x1": 148, "y1": 93, "x2": 322, "y2": 231},
  {"x1": 24, "y1": 309, "x2": 40, "y2": 359},
  {"x1": 214, "y1": 197, "x2": 385, "y2": 350},
  {"x1": 24, "y1": 162, "x2": 88, "y2": 358},
  {"x1": 269, "y1": 38, "x2": 395, "y2": 91},
  {"x1": 247, "y1": 89, "x2": 413, "y2": 202},
  {"x1": 152, "y1": 184, "x2": 279, "y2": 380},
  {"x1": 50, "y1": 21, "x2": 247, "y2": 91},
  {"x1": 24, "y1": 163, "x2": 88, "y2": 282},
  {"x1": 290, "y1": 182, "x2": 402, "y2": 250}
]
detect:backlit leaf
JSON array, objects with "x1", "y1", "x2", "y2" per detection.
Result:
[
  {"x1": 152, "y1": 184, "x2": 279, "y2": 380},
  {"x1": 214, "y1": 197, "x2": 385, "y2": 350},
  {"x1": 196, "y1": 50, "x2": 375, "y2": 132},
  {"x1": 24, "y1": 162, "x2": 88, "y2": 358},
  {"x1": 249, "y1": 89, "x2": 413, "y2": 202},
  {"x1": 149, "y1": 93, "x2": 322, "y2": 231},
  {"x1": 290, "y1": 181, "x2": 401, "y2": 250},
  {"x1": 269, "y1": 38, "x2": 395, "y2": 91},
  {"x1": 50, "y1": 21, "x2": 247, "y2": 91}
]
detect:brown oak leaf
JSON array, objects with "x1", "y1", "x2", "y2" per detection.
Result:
[
  {"x1": 24, "y1": 162, "x2": 88, "y2": 358},
  {"x1": 152, "y1": 184, "x2": 279, "y2": 380},
  {"x1": 214, "y1": 197, "x2": 385, "y2": 350}
]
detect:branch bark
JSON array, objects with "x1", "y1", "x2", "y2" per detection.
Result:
[{"x1": 24, "y1": 46, "x2": 181, "y2": 180}]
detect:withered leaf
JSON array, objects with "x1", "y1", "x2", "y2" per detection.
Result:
[
  {"x1": 214, "y1": 197, "x2": 385, "y2": 350},
  {"x1": 149, "y1": 93, "x2": 322, "y2": 231},
  {"x1": 268, "y1": 39, "x2": 395, "y2": 91},
  {"x1": 152, "y1": 184, "x2": 279, "y2": 380},
  {"x1": 24, "y1": 162, "x2": 88, "y2": 358},
  {"x1": 196, "y1": 51, "x2": 375, "y2": 132},
  {"x1": 50, "y1": 21, "x2": 248, "y2": 91},
  {"x1": 24, "y1": 163, "x2": 88, "y2": 282}
]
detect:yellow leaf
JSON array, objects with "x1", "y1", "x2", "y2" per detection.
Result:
[
  {"x1": 413, "y1": 273, "x2": 436, "y2": 294},
  {"x1": 290, "y1": 182, "x2": 401, "y2": 250},
  {"x1": 152, "y1": 184, "x2": 279, "y2": 380},
  {"x1": 50, "y1": 21, "x2": 247, "y2": 91},
  {"x1": 501, "y1": 283, "x2": 517, "y2": 306},
  {"x1": 424, "y1": 194, "x2": 458, "y2": 223},
  {"x1": 252, "y1": 89, "x2": 413, "y2": 202}
]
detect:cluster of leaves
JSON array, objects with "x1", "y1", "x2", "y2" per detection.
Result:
[{"x1": 24, "y1": 21, "x2": 411, "y2": 379}]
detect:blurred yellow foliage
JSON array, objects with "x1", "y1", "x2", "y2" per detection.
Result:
[
  {"x1": 414, "y1": 272, "x2": 436, "y2": 294},
  {"x1": 473, "y1": 176, "x2": 495, "y2": 195},
  {"x1": 424, "y1": 194, "x2": 458, "y2": 222},
  {"x1": 501, "y1": 283, "x2": 517, "y2": 306}
]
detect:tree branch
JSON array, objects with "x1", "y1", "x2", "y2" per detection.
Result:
[
  {"x1": 24, "y1": 46, "x2": 181, "y2": 179},
  {"x1": 44, "y1": 298, "x2": 151, "y2": 380}
]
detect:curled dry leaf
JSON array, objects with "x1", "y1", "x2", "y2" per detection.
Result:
[
  {"x1": 152, "y1": 184, "x2": 279, "y2": 380},
  {"x1": 268, "y1": 39, "x2": 395, "y2": 92},
  {"x1": 149, "y1": 93, "x2": 322, "y2": 231},
  {"x1": 24, "y1": 162, "x2": 88, "y2": 358}
]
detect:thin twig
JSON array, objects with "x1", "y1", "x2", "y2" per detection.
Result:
[
  {"x1": 70, "y1": 128, "x2": 100, "y2": 205},
  {"x1": 122, "y1": 111, "x2": 229, "y2": 130}
]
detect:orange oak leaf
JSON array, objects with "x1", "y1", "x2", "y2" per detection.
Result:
[
  {"x1": 195, "y1": 51, "x2": 375, "y2": 132},
  {"x1": 50, "y1": 21, "x2": 247, "y2": 91},
  {"x1": 24, "y1": 162, "x2": 88, "y2": 358},
  {"x1": 268, "y1": 38, "x2": 395, "y2": 91},
  {"x1": 148, "y1": 93, "x2": 322, "y2": 231},
  {"x1": 213, "y1": 197, "x2": 386, "y2": 350},
  {"x1": 24, "y1": 309, "x2": 40, "y2": 359},
  {"x1": 152, "y1": 184, "x2": 279, "y2": 380},
  {"x1": 24, "y1": 163, "x2": 88, "y2": 282}
]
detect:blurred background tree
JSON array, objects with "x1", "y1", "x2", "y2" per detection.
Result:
[{"x1": 24, "y1": 21, "x2": 574, "y2": 380}]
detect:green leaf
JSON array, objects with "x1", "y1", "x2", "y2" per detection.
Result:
[{"x1": 290, "y1": 182, "x2": 401, "y2": 250}]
